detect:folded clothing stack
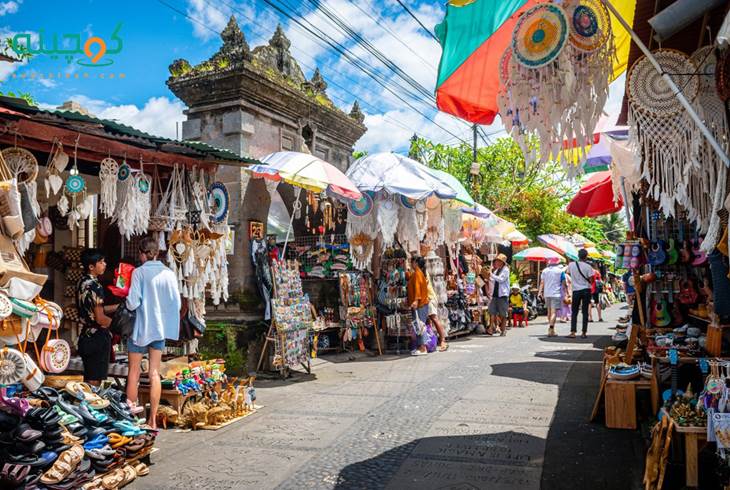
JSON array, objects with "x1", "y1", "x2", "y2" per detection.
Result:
[{"x1": 0, "y1": 382, "x2": 155, "y2": 489}]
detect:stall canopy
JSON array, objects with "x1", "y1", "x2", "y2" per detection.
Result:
[
  {"x1": 513, "y1": 246, "x2": 563, "y2": 262},
  {"x1": 567, "y1": 171, "x2": 623, "y2": 217},
  {"x1": 538, "y1": 234, "x2": 579, "y2": 261},
  {"x1": 427, "y1": 167, "x2": 476, "y2": 206},
  {"x1": 346, "y1": 152, "x2": 457, "y2": 200},
  {"x1": 249, "y1": 151, "x2": 361, "y2": 201},
  {"x1": 434, "y1": 0, "x2": 639, "y2": 125}
]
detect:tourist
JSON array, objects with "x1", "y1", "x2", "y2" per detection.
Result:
[
  {"x1": 509, "y1": 284, "x2": 525, "y2": 328},
  {"x1": 488, "y1": 253, "x2": 510, "y2": 336},
  {"x1": 567, "y1": 249, "x2": 595, "y2": 338},
  {"x1": 407, "y1": 255, "x2": 430, "y2": 356},
  {"x1": 423, "y1": 257, "x2": 448, "y2": 352},
  {"x1": 77, "y1": 249, "x2": 119, "y2": 386},
  {"x1": 125, "y1": 237, "x2": 182, "y2": 429},
  {"x1": 558, "y1": 274, "x2": 572, "y2": 323},
  {"x1": 589, "y1": 267, "x2": 604, "y2": 322},
  {"x1": 539, "y1": 257, "x2": 564, "y2": 337}
]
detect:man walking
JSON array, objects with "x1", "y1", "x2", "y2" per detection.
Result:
[
  {"x1": 488, "y1": 253, "x2": 510, "y2": 336},
  {"x1": 539, "y1": 257, "x2": 564, "y2": 337},
  {"x1": 125, "y1": 237, "x2": 182, "y2": 428},
  {"x1": 567, "y1": 249, "x2": 595, "y2": 339}
]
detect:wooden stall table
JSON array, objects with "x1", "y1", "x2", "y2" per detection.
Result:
[
  {"x1": 604, "y1": 377, "x2": 652, "y2": 429},
  {"x1": 660, "y1": 409, "x2": 707, "y2": 488},
  {"x1": 137, "y1": 386, "x2": 195, "y2": 415}
]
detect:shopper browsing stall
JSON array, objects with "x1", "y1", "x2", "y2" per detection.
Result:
[
  {"x1": 407, "y1": 255, "x2": 429, "y2": 355},
  {"x1": 77, "y1": 249, "x2": 118, "y2": 386},
  {"x1": 125, "y1": 237, "x2": 182, "y2": 429},
  {"x1": 489, "y1": 254, "x2": 510, "y2": 336}
]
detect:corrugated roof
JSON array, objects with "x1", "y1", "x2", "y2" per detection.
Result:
[{"x1": 0, "y1": 96, "x2": 258, "y2": 165}]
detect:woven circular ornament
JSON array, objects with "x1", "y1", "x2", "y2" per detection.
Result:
[
  {"x1": 512, "y1": 3, "x2": 569, "y2": 68},
  {"x1": 716, "y1": 47, "x2": 730, "y2": 102},
  {"x1": 348, "y1": 192, "x2": 373, "y2": 217},
  {"x1": 0, "y1": 293, "x2": 11, "y2": 320},
  {"x1": 99, "y1": 157, "x2": 118, "y2": 178},
  {"x1": 400, "y1": 195, "x2": 417, "y2": 209},
  {"x1": 566, "y1": 0, "x2": 611, "y2": 53},
  {"x1": 117, "y1": 162, "x2": 131, "y2": 182},
  {"x1": 2, "y1": 147, "x2": 38, "y2": 184},
  {"x1": 690, "y1": 46, "x2": 717, "y2": 93},
  {"x1": 65, "y1": 174, "x2": 85, "y2": 194},
  {"x1": 136, "y1": 173, "x2": 150, "y2": 194},
  {"x1": 628, "y1": 49, "x2": 699, "y2": 117},
  {"x1": 0, "y1": 347, "x2": 23, "y2": 385},
  {"x1": 208, "y1": 182, "x2": 229, "y2": 224},
  {"x1": 499, "y1": 47, "x2": 514, "y2": 86}
]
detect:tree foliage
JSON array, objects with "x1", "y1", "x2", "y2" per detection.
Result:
[{"x1": 409, "y1": 136, "x2": 616, "y2": 247}]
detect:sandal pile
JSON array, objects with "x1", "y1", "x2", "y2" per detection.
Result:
[{"x1": 0, "y1": 382, "x2": 156, "y2": 489}]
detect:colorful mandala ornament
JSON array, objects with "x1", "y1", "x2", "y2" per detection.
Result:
[
  {"x1": 566, "y1": 0, "x2": 610, "y2": 53},
  {"x1": 117, "y1": 162, "x2": 131, "y2": 182},
  {"x1": 65, "y1": 174, "x2": 86, "y2": 194},
  {"x1": 400, "y1": 195, "x2": 417, "y2": 209},
  {"x1": 208, "y1": 182, "x2": 229, "y2": 224},
  {"x1": 512, "y1": 3, "x2": 569, "y2": 68},
  {"x1": 348, "y1": 192, "x2": 374, "y2": 217}
]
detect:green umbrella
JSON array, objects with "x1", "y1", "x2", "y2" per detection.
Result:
[{"x1": 428, "y1": 168, "x2": 476, "y2": 207}]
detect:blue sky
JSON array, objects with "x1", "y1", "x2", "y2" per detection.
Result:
[{"x1": 0, "y1": 0, "x2": 626, "y2": 153}]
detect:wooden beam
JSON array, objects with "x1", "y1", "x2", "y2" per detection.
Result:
[{"x1": 0, "y1": 116, "x2": 223, "y2": 170}]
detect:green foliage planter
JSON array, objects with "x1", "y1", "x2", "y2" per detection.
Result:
[{"x1": 198, "y1": 323, "x2": 248, "y2": 377}]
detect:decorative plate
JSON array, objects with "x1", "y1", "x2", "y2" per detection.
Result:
[
  {"x1": 208, "y1": 182, "x2": 229, "y2": 224},
  {"x1": 117, "y1": 162, "x2": 131, "y2": 182},
  {"x1": 0, "y1": 293, "x2": 11, "y2": 319},
  {"x1": 512, "y1": 3, "x2": 569, "y2": 68},
  {"x1": 0, "y1": 347, "x2": 24, "y2": 385},
  {"x1": 400, "y1": 195, "x2": 417, "y2": 209},
  {"x1": 628, "y1": 49, "x2": 699, "y2": 117},
  {"x1": 566, "y1": 0, "x2": 610, "y2": 53},
  {"x1": 65, "y1": 174, "x2": 86, "y2": 194},
  {"x1": 2, "y1": 147, "x2": 39, "y2": 183},
  {"x1": 348, "y1": 192, "x2": 374, "y2": 217}
]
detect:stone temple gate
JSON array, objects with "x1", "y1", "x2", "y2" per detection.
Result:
[{"x1": 167, "y1": 17, "x2": 366, "y2": 312}]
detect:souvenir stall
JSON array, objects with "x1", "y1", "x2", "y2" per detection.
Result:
[
  {"x1": 247, "y1": 151, "x2": 368, "y2": 364},
  {"x1": 0, "y1": 96, "x2": 258, "y2": 488},
  {"x1": 344, "y1": 152, "x2": 462, "y2": 351},
  {"x1": 582, "y1": 4, "x2": 730, "y2": 485}
]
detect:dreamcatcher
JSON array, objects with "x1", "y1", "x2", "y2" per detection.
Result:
[
  {"x1": 189, "y1": 167, "x2": 211, "y2": 231},
  {"x1": 423, "y1": 196, "x2": 445, "y2": 249},
  {"x1": 499, "y1": 0, "x2": 613, "y2": 175},
  {"x1": 2, "y1": 146, "x2": 40, "y2": 252},
  {"x1": 688, "y1": 46, "x2": 729, "y2": 251},
  {"x1": 628, "y1": 49, "x2": 699, "y2": 218},
  {"x1": 346, "y1": 192, "x2": 376, "y2": 271},
  {"x1": 114, "y1": 160, "x2": 151, "y2": 240},
  {"x1": 44, "y1": 139, "x2": 68, "y2": 198},
  {"x1": 98, "y1": 157, "x2": 118, "y2": 219},
  {"x1": 208, "y1": 182, "x2": 229, "y2": 226},
  {"x1": 397, "y1": 204, "x2": 420, "y2": 254},
  {"x1": 56, "y1": 141, "x2": 90, "y2": 230},
  {"x1": 376, "y1": 194, "x2": 398, "y2": 248}
]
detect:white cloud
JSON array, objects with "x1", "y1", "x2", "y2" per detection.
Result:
[
  {"x1": 45, "y1": 94, "x2": 186, "y2": 140},
  {"x1": 0, "y1": 1, "x2": 20, "y2": 16}
]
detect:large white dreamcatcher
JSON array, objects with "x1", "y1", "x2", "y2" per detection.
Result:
[
  {"x1": 423, "y1": 196, "x2": 445, "y2": 249},
  {"x1": 346, "y1": 193, "x2": 377, "y2": 271},
  {"x1": 114, "y1": 160, "x2": 151, "y2": 239},
  {"x1": 397, "y1": 203, "x2": 420, "y2": 254},
  {"x1": 628, "y1": 49, "x2": 699, "y2": 218},
  {"x1": 499, "y1": 0, "x2": 614, "y2": 176},
  {"x1": 98, "y1": 157, "x2": 118, "y2": 219},
  {"x1": 375, "y1": 194, "x2": 398, "y2": 248}
]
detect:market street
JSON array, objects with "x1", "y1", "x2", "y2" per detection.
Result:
[{"x1": 132, "y1": 304, "x2": 643, "y2": 490}]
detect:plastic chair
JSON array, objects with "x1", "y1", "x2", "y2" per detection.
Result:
[{"x1": 512, "y1": 312, "x2": 528, "y2": 327}]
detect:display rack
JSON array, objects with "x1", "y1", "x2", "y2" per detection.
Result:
[
  {"x1": 424, "y1": 252, "x2": 450, "y2": 334},
  {"x1": 339, "y1": 271, "x2": 381, "y2": 355},
  {"x1": 378, "y1": 252, "x2": 411, "y2": 352},
  {"x1": 285, "y1": 234, "x2": 350, "y2": 280}
]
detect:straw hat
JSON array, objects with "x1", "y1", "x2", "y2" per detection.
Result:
[{"x1": 494, "y1": 253, "x2": 508, "y2": 264}]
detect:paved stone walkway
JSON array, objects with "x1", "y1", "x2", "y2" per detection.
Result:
[{"x1": 132, "y1": 304, "x2": 643, "y2": 490}]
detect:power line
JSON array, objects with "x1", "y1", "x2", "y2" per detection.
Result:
[{"x1": 393, "y1": 0, "x2": 439, "y2": 42}]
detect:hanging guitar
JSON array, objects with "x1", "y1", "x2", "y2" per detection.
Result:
[
  {"x1": 652, "y1": 284, "x2": 672, "y2": 327},
  {"x1": 678, "y1": 217, "x2": 692, "y2": 264},
  {"x1": 691, "y1": 224, "x2": 708, "y2": 266},
  {"x1": 648, "y1": 212, "x2": 667, "y2": 266},
  {"x1": 665, "y1": 217, "x2": 679, "y2": 265},
  {"x1": 668, "y1": 275, "x2": 684, "y2": 326}
]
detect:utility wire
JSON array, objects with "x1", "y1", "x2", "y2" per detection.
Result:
[
  {"x1": 393, "y1": 0, "x2": 439, "y2": 42},
  {"x1": 158, "y1": 0, "x2": 460, "y2": 147}
]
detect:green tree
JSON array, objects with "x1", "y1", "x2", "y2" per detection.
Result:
[{"x1": 409, "y1": 136, "x2": 616, "y2": 247}]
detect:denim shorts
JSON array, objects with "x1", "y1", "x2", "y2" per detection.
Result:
[{"x1": 127, "y1": 338, "x2": 165, "y2": 354}]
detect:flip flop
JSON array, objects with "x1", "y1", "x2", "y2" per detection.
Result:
[
  {"x1": 101, "y1": 467, "x2": 125, "y2": 490},
  {"x1": 40, "y1": 445, "x2": 83, "y2": 485},
  {"x1": 134, "y1": 462, "x2": 149, "y2": 477},
  {"x1": 437, "y1": 343, "x2": 449, "y2": 352}
]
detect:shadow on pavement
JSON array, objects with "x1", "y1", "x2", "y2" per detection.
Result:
[
  {"x1": 334, "y1": 431, "x2": 546, "y2": 490},
  {"x1": 488, "y1": 340, "x2": 645, "y2": 489}
]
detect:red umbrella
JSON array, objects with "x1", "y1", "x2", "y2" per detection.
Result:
[{"x1": 567, "y1": 171, "x2": 623, "y2": 218}]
